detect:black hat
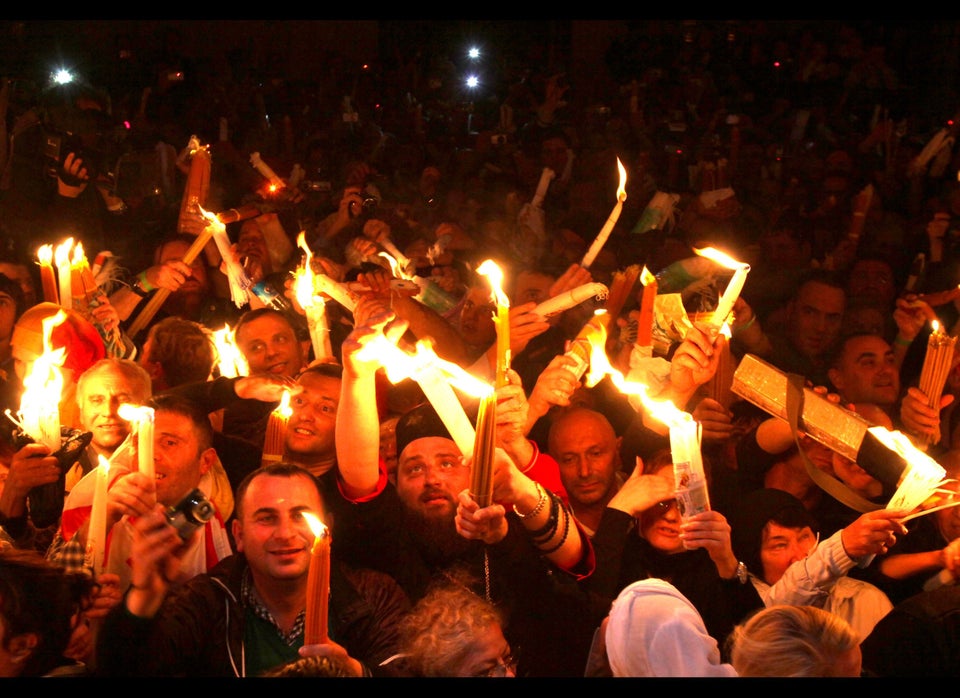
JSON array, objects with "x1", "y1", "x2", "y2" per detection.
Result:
[
  {"x1": 727, "y1": 489, "x2": 819, "y2": 583},
  {"x1": 395, "y1": 402, "x2": 454, "y2": 458}
]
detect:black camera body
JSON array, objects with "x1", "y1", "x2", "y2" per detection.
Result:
[
  {"x1": 165, "y1": 488, "x2": 215, "y2": 541},
  {"x1": 351, "y1": 191, "x2": 379, "y2": 220},
  {"x1": 44, "y1": 129, "x2": 110, "y2": 183}
]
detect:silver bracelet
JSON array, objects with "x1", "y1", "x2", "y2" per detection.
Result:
[{"x1": 513, "y1": 482, "x2": 547, "y2": 519}]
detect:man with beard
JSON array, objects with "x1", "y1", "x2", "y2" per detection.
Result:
[
  {"x1": 333, "y1": 299, "x2": 607, "y2": 677},
  {"x1": 548, "y1": 407, "x2": 625, "y2": 537}
]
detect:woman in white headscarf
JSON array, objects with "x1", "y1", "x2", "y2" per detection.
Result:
[{"x1": 603, "y1": 578, "x2": 738, "y2": 677}]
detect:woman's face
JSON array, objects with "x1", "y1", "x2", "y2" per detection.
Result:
[{"x1": 639, "y1": 464, "x2": 684, "y2": 554}]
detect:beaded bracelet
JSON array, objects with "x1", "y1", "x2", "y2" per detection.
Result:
[
  {"x1": 538, "y1": 502, "x2": 572, "y2": 554},
  {"x1": 530, "y1": 493, "x2": 562, "y2": 543},
  {"x1": 513, "y1": 482, "x2": 547, "y2": 519}
]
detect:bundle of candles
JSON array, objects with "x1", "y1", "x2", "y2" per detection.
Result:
[
  {"x1": 262, "y1": 390, "x2": 292, "y2": 465},
  {"x1": 918, "y1": 321, "x2": 958, "y2": 446},
  {"x1": 469, "y1": 389, "x2": 497, "y2": 508},
  {"x1": 302, "y1": 512, "x2": 331, "y2": 645}
]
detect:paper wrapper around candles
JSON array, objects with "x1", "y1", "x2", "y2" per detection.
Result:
[
  {"x1": 917, "y1": 328, "x2": 957, "y2": 445},
  {"x1": 730, "y1": 354, "x2": 909, "y2": 491},
  {"x1": 178, "y1": 136, "x2": 211, "y2": 234}
]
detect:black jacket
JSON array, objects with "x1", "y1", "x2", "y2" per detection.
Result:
[{"x1": 95, "y1": 553, "x2": 410, "y2": 677}]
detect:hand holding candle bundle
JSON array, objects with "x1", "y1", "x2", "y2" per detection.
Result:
[
  {"x1": 302, "y1": 512, "x2": 331, "y2": 645},
  {"x1": 917, "y1": 321, "x2": 958, "y2": 445}
]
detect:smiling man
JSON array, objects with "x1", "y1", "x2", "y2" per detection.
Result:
[{"x1": 49, "y1": 393, "x2": 233, "y2": 594}]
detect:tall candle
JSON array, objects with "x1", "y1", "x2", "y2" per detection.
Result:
[
  {"x1": 694, "y1": 246, "x2": 750, "y2": 328},
  {"x1": 250, "y1": 151, "x2": 285, "y2": 189},
  {"x1": 262, "y1": 390, "x2": 292, "y2": 465},
  {"x1": 476, "y1": 260, "x2": 510, "y2": 389},
  {"x1": 119, "y1": 404, "x2": 155, "y2": 483},
  {"x1": 669, "y1": 413, "x2": 711, "y2": 542},
  {"x1": 302, "y1": 512, "x2": 331, "y2": 645},
  {"x1": 531, "y1": 167, "x2": 555, "y2": 208},
  {"x1": 54, "y1": 238, "x2": 74, "y2": 310},
  {"x1": 469, "y1": 390, "x2": 497, "y2": 508},
  {"x1": 86, "y1": 455, "x2": 111, "y2": 574},
  {"x1": 636, "y1": 266, "x2": 658, "y2": 348},
  {"x1": 37, "y1": 244, "x2": 59, "y2": 304},
  {"x1": 293, "y1": 249, "x2": 333, "y2": 361},
  {"x1": 533, "y1": 282, "x2": 609, "y2": 320},
  {"x1": 581, "y1": 158, "x2": 627, "y2": 268}
]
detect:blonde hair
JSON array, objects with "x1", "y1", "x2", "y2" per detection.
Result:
[
  {"x1": 396, "y1": 568, "x2": 505, "y2": 677},
  {"x1": 727, "y1": 605, "x2": 858, "y2": 677}
]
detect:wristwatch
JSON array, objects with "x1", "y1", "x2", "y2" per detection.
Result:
[{"x1": 736, "y1": 560, "x2": 749, "y2": 585}]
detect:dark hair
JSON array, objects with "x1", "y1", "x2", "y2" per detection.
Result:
[
  {"x1": 0, "y1": 548, "x2": 97, "y2": 676},
  {"x1": 297, "y1": 362, "x2": 344, "y2": 382},
  {"x1": 234, "y1": 462, "x2": 323, "y2": 521},
  {"x1": 793, "y1": 267, "x2": 846, "y2": 300},
  {"x1": 0, "y1": 272, "x2": 25, "y2": 320},
  {"x1": 145, "y1": 316, "x2": 215, "y2": 387},
  {"x1": 147, "y1": 392, "x2": 214, "y2": 452},
  {"x1": 825, "y1": 329, "x2": 884, "y2": 370},
  {"x1": 728, "y1": 489, "x2": 820, "y2": 581},
  {"x1": 232, "y1": 306, "x2": 294, "y2": 343}
]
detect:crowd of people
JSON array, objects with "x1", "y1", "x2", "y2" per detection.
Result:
[{"x1": 3, "y1": 19, "x2": 960, "y2": 679}]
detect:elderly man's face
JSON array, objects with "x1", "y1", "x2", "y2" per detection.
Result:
[{"x1": 78, "y1": 364, "x2": 148, "y2": 454}]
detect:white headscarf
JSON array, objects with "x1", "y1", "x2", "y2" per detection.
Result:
[{"x1": 605, "y1": 578, "x2": 738, "y2": 678}]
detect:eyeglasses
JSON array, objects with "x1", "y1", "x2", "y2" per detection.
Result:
[
  {"x1": 651, "y1": 499, "x2": 678, "y2": 515},
  {"x1": 475, "y1": 653, "x2": 518, "y2": 678}
]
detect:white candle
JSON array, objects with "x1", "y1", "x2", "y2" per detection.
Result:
[
  {"x1": 249, "y1": 151, "x2": 285, "y2": 189},
  {"x1": 581, "y1": 158, "x2": 627, "y2": 269},
  {"x1": 670, "y1": 415, "x2": 710, "y2": 545},
  {"x1": 416, "y1": 368, "x2": 477, "y2": 457},
  {"x1": 533, "y1": 282, "x2": 609, "y2": 320},
  {"x1": 532, "y1": 167, "x2": 555, "y2": 208},
  {"x1": 86, "y1": 455, "x2": 111, "y2": 574},
  {"x1": 54, "y1": 238, "x2": 74, "y2": 310},
  {"x1": 711, "y1": 265, "x2": 749, "y2": 328},
  {"x1": 305, "y1": 301, "x2": 333, "y2": 361}
]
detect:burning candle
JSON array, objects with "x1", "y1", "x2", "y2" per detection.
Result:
[
  {"x1": 581, "y1": 158, "x2": 627, "y2": 268},
  {"x1": 262, "y1": 390, "x2": 292, "y2": 465},
  {"x1": 86, "y1": 455, "x2": 111, "y2": 575},
  {"x1": 666, "y1": 410, "x2": 710, "y2": 534},
  {"x1": 212, "y1": 324, "x2": 248, "y2": 378},
  {"x1": 476, "y1": 259, "x2": 510, "y2": 389},
  {"x1": 37, "y1": 244, "x2": 59, "y2": 304},
  {"x1": 694, "y1": 246, "x2": 750, "y2": 329},
  {"x1": 202, "y1": 208, "x2": 251, "y2": 308},
  {"x1": 636, "y1": 266, "x2": 658, "y2": 349},
  {"x1": 118, "y1": 404, "x2": 155, "y2": 484},
  {"x1": 54, "y1": 238, "x2": 74, "y2": 310},
  {"x1": 16, "y1": 309, "x2": 66, "y2": 451},
  {"x1": 356, "y1": 335, "x2": 481, "y2": 457},
  {"x1": 302, "y1": 511, "x2": 331, "y2": 645},
  {"x1": 294, "y1": 235, "x2": 333, "y2": 361},
  {"x1": 917, "y1": 320, "x2": 958, "y2": 446},
  {"x1": 469, "y1": 388, "x2": 497, "y2": 508}
]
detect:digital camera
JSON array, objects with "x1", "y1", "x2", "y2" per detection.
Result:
[{"x1": 165, "y1": 488, "x2": 215, "y2": 541}]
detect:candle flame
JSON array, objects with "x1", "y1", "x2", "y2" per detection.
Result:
[
  {"x1": 640, "y1": 265, "x2": 656, "y2": 286},
  {"x1": 868, "y1": 426, "x2": 948, "y2": 511},
  {"x1": 476, "y1": 259, "x2": 509, "y2": 308},
  {"x1": 117, "y1": 403, "x2": 154, "y2": 423},
  {"x1": 198, "y1": 205, "x2": 225, "y2": 234},
  {"x1": 302, "y1": 511, "x2": 329, "y2": 540},
  {"x1": 212, "y1": 324, "x2": 247, "y2": 378},
  {"x1": 54, "y1": 238, "x2": 74, "y2": 267},
  {"x1": 273, "y1": 389, "x2": 293, "y2": 418},
  {"x1": 693, "y1": 246, "x2": 749, "y2": 272},
  {"x1": 70, "y1": 241, "x2": 86, "y2": 267},
  {"x1": 294, "y1": 263, "x2": 316, "y2": 310},
  {"x1": 37, "y1": 244, "x2": 54, "y2": 265},
  {"x1": 583, "y1": 319, "x2": 695, "y2": 429},
  {"x1": 357, "y1": 334, "x2": 493, "y2": 398},
  {"x1": 933, "y1": 319, "x2": 941, "y2": 333},
  {"x1": 615, "y1": 157, "x2": 628, "y2": 201}
]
